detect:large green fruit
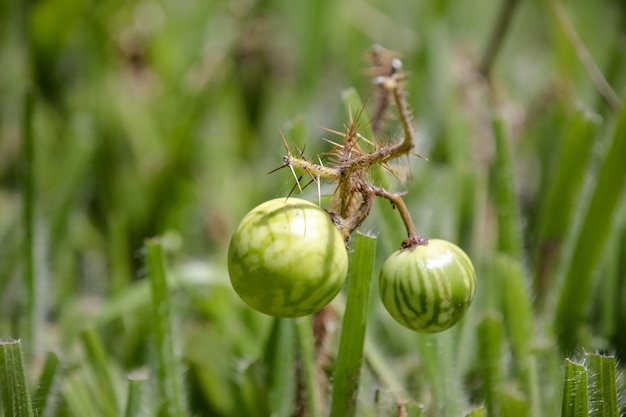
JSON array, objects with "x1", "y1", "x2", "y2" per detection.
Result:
[
  {"x1": 228, "y1": 198, "x2": 348, "y2": 317},
  {"x1": 379, "y1": 239, "x2": 476, "y2": 333}
]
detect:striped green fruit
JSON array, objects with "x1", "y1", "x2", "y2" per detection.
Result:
[
  {"x1": 228, "y1": 198, "x2": 348, "y2": 318},
  {"x1": 379, "y1": 239, "x2": 476, "y2": 333}
]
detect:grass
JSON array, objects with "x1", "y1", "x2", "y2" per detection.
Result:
[{"x1": 1, "y1": 0, "x2": 626, "y2": 416}]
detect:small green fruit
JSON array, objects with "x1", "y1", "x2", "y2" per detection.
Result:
[
  {"x1": 379, "y1": 239, "x2": 476, "y2": 332},
  {"x1": 228, "y1": 198, "x2": 348, "y2": 317}
]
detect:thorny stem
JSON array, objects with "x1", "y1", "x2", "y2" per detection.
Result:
[
  {"x1": 284, "y1": 155, "x2": 341, "y2": 180},
  {"x1": 369, "y1": 44, "x2": 402, "y2": 135},
  {"x1": 275, "y1": 51, "x2": 424, "y2": 249},
  {"x1": 334, "y1": 187, "x2": 375, "y2": 241},
  {"x1": 339, "y1": 74, "x2": 415, "y2": 176}
]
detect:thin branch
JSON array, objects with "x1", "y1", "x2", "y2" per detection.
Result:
[
  {"x1": 338, "y1": 79, "x2": 415, "y2": 175},
  {"x1": 548, "y1": 0, "x2": 622, "y2": 112},
  {"x1": 369, "y1": 185, "x2": 421, "y2": 247},
  {"x1": 285, "y1": 155, "x2": 341, "y2": 180},
  {"x1": 479, "y1": 0, "x2": 522, "y2": 80}
]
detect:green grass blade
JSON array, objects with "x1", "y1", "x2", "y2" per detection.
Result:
[
  {"x1": 534, "y1": 108, "x2": 599, "y2": 308},
  {"x1": 61, "y1": 373, "x2": 101, "y2": 417},
  {"x1": 465, "y1": 407, "x2": 486, "y2": 416},
  {"x1": 124, "y1": 370, "x2": 149, "y2": 417},
  {"x1": 237, "y1": 360, "x2": 270, "y2": 417},
  {"x1": 20, "y1": 91, "x2": 42, "y2": 359},
  {"x1": 0, "y1": 338, "x2": 35, "y2": 417},
  {"x1": 107, "y1": 212, "x2": 132, "y2": 294},
  {"x1": 329, "y1": 232, "x2": 377, "y2": 417},
  {"x1": 295, "y1": 316, "x2": 319, "y2": 417},
  {"x1": 31, "y1": 351, "x2": 60, "y2": 417},
  {"x1": 598, "y1": 216, "x2": 623, "y2": 340},
  {"x1": 494, "y1": 253, "x2": 540, "y2": 416},
  {"x1": 263, "y1": 318, "x2": 296, "y2": 417},
  {"x1": 364, "y1": 336, "x2": 407, "y2": 397},
  {"x1": 416, "y1": 331, "x2": 464, "y2": 417},
  {"x1": 144, "y1": 238, "x2": 187, "y2": 417},
  {"x1": 499, "y1": 388, "x2": 528, "y2": 417},
  {"x1": 535, "y1": 110, "x2": 597, "y2": 252},
  {"x1": 374, "y1": 390, "x2": 424, "y2": 416},
  {"x1": 562, "y1": 359, "x2": 588, "y2": 417},
  {"x1": 477, "y1": 313, "x2": 505, "y2": 417},
  {"x1": 490, "y1": 109, "x2": 523, "y2": 259},
  {"x1": 535, "y1": 344, "x2": 564, "y2": 416},
  {"x1": 585, "y1": 353, "x2": 618, "y2": 417},
  {"x1": 405, "y1": 401, "x2": 425, "y2": 417},
  {"x1": 556, "y1": 99, "x2": 626, "y2": 352},
  {"x1": 79, "y1": 328, "x2": 120, "y2": 416}
]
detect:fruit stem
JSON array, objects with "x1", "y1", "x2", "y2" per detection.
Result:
[{"x1": 369, "y1": 185, "x2": 426, "y2": 249}]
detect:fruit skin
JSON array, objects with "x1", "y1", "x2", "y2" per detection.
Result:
[
  {"x1": 228, "y1": 198, "x2": 348, "y2": 318},
  {"x1": 379, "y1": 239, "x2": 476, "y2": 333}
]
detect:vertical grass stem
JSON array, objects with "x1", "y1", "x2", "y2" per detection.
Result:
[
  {"x1": 295, "y1": 316, "x2": 319, "y2": 417},
  {"x1": 144, "y1": 239, "x2": 187, "y2": 417},
  {"x1": 329, "y1": 232, "x2": 377, "y2": 417},
  {"x1": 0, "y1": 338, "x2": 35, "y2": 417},
  {"x1": 555, "y1": 100, "x2": 626, "y2": 351},
  {"x1": 490, "y1": 110, "x2": 523, "y2": 259}
]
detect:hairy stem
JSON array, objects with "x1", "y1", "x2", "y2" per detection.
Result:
[
  {"x1": 341, "y1": 82, "x2": 415, "y2": 176},
  {"x1": 279, "y1": 54, "x2": 422, "y2": 249},
  {"x1": 284, "y1": 155, "x2": 341, "y2": 179},
  {"x1": 369, "y1": 185, "x2": 423, "y2": 248},
  {"x1": 337, "y1": 187, "x2": 375, "y2": 238}
]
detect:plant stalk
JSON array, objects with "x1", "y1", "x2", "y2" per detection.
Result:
[{"x1": 329, "y1": 233, "x2": 377, "y2": 417}]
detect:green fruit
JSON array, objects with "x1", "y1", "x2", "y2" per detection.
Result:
[
  {"x1": 228, "y1": 198, "x2": 348, "y2": 317},
  {"x1": 379, "y1": 239, "x2": 476, "y2": 333}
]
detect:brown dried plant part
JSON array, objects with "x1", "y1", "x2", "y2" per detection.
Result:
[
  {"x1": 367, "y1": 44, "x2": 403, "y2": 136},
  {"x1": 271, "y1": 49, "x2": 427, "y2": 250}
]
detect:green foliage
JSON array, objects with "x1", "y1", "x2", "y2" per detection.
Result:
[
  {"x1": 330, "y1": 233, "x2": 377, "y2": 417},
  {"x1": 0, "y1": 339, "x2": 35, "y2": 417},
  {"x1": 1, "y1": 0, "x2": 626, "y2": 416},
  {"x1": 562, "y1": 353, "x2": 620, "y2": 417}
]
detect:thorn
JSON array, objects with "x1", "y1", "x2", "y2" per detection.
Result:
[
  {"x1": 279, "y1": 132, "x2": 291, "y2": 155},
  {"x1": 321, "y1": 127, "x2": 348, "y2": 138},
  {"x1": 267, "y1": 164, "x2": 288, "y2": 175},
  {"x1": 404, "y1": 155, "x2": 414, "y2": 181},
  {"x1": 301, "y1": 177, "x2": 315, "y2": 191},
  {"x1": 287, "y1": 175, "x2": 304, "y2": 199},
  {"x1": 289, "y1": 165, "x2": 303, "y2": 192},
  {"x1": 355, "y1": 133, "x2": 375, "y2": 147},
  {"x1": 294, "y1": 142, "x2": 307, "y2": 159},
  {"x1": 413, "y1": 151, "x2": 428, "y2": 161},
  {"x1": 382, "y1": 162, "x2": 406, "y2": 188},
  {"x1": 316, "y1": 174, "x2": 321, "y2": 205},
  {"x1": 321, "y1": 137, "x2": 345, "y2": 149}
]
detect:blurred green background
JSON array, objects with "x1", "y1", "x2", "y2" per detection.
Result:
[{"x1": 1, "y1": 0, "x2": 625, "y2": 416}]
